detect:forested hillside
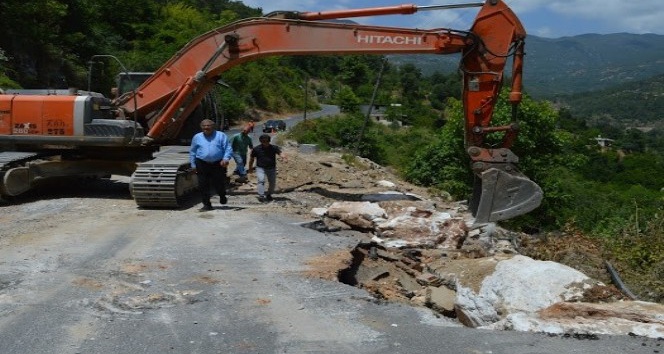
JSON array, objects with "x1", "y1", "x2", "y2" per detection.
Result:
[
  {"x1": 0, "y1": 0, "x2": 261, "y2": 89},
  {"x1": 527, "y1": 34, "x2": 664, "y2": 97},
  {"x1": 554, "y1": 74, "x2": 664, "y2": 128},
  {"x1": 389, "y1": 33, "x2": 664, "y2": 98}
]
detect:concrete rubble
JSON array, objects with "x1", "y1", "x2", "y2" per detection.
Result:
[{"x1": 310, "y1": 191, "x2": 664, "y2": 339}]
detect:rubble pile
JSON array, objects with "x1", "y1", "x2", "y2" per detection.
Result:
[{"x1": 311, "y1": 198, "x2": 664, "y2": 339}]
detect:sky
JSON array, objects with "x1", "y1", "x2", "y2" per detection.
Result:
[{"x1": 239, "y1": 0, "x2": 664, "y2": 38}]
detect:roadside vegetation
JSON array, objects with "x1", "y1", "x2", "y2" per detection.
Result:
[{"x1": 1, "y1": 0, "x2": 662, "y2": 302}]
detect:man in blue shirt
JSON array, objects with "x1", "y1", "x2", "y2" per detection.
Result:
[{"x1": 190, "y1": 119, "x2": 233, "y2": 211}]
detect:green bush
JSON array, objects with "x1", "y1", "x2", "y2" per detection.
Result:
[
  {"x1": 601, "y1": 210, "x2": 664, "y2": 302},
  {"x1": 287, "y1": 113, "x2": 442, "y2": 171},
  {"x1": 287, "y1": 114, "x2": 384, "y2": 161},
  {"x1": 0, "y1": 74, "x2": 20, "y2": 89}
]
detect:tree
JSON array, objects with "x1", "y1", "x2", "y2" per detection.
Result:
[
  {"x1": 399, "y1": 64, "x2": 424, "y2": 104},
  {"x1": 404, "y1": 106, "x2": 471, "y2": 197},
  {"x1": 0, "y1": 48, "x2": 19, "y2": 88},
  {"x1": 618, "y1": 128, "x2": 646, "y2": 153},
  {"x1": 0, "y1": 0, "x2": 68, "y2": 87},
  {"x1": 122, "y1": 3, "x2": 213, "y2": 70},
  {"x1": 335, "y1": 85, "x2": 362, "y2": 113},
  {"x1": 428, "y1": 71, "x2": 461, "y2": 110}
]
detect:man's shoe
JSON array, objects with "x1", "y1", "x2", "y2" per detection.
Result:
[
  {"x1": 265, "y1": 194, "x2": 273, "y2": 201},
  {"x1": 257, "y1": 195, "x2": 266, "y2": 203},
  {"x1": 199, "y1": 204, "x2": 213, "y2": 212},
  {"x1": 220, "y1": 196, "x2": 227, "y2": 205}
]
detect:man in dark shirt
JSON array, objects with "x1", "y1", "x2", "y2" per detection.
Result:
[{"x1": 248, "y1": 134, "x2": 287, "y2": 202}]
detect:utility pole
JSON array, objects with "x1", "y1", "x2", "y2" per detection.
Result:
[
  {"x1": 303, "y1": 75, "x2": 308, "y2": 121},
  {"x1": 355, "y1": 59, "x2": 386, "y2": 155}
]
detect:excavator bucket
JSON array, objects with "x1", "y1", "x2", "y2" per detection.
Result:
[{"x1": 470, "y1": 168, "x2": 543, "y2": 224}]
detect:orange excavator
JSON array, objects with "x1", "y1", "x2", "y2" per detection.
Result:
[{"x1": 0, "y1": 0, "x2": 542, "y2": 223}]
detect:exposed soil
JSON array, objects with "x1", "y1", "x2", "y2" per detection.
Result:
[{"x1": 225, "y1": 136, "x2": 447, "y2": 216}]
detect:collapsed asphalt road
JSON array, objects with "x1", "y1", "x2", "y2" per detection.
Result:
[{"x1": 0, "y1": 178, "x2": 661, "y2": 354}]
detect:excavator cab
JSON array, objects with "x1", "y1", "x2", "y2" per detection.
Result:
[{"x1": 114, "y1": 72, "x2": 154, "y2": 97}]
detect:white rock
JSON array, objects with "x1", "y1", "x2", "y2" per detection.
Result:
[
  {"x1": 310, "y1": 207, "x2": 327, "y2": 217},
  {"x1": 326, "y1": 201, "x2": 387, "y2": 221},
  {"x1": 479, "y1": 255, "x2": 593, "y2": 313},
  {"x1": 376, "y1": 180, "x2": 396, "y2": 188},
  {"x1": 454, "y1": 255, "x2": 599, "y2": 328},
  {"x1": 454, "y1": 285, "x2": 499, "y2": 327}
]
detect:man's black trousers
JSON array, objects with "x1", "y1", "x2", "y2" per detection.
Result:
[{"x1": 195, "y1": 158, "x2": 227, "y2": 206}]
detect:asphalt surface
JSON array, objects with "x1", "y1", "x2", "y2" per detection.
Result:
[{"x1": 0, "y1": 181, "x2": 662, "y2": 354}]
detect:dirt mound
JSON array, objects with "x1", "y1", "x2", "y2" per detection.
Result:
[{"x1": 226, "y1": 139, "x2": 450, "y2": 215}]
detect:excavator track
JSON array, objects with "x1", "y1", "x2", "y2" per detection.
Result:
[
  {"x1": 0, "y1": 152, "x2": 38, "y2": 169},
  {"x1": 0, "y1": 152, "x2": 40, "y2": 197},
  {"x1": 130, "y1": 146, "x2": 198, "y2": 208}
]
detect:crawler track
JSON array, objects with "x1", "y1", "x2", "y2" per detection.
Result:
[
  {"x1": 0, "y1": 152, "x2": 40, "y2": 197},
  {"x1": 129, "y1": 146, "x2": 198, "y2": 208},
  {"x1": 0, "y1": 151, "x2": 38, "y2": 169}
]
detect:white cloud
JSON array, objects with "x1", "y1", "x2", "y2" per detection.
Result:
[
  {"x1": 531, "y1": 26, "x2": 554, "y2": 38},
  {"x1": 512, "y1": 0, "x2": 664, "y2": 34}
]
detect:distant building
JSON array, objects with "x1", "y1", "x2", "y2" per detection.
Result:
[
  {"x1": 359, "y1": 104, "x2": 404, "y2": 127},
  {"x1": 594, "y1": 135, "x2": 615, "y2": 148}
]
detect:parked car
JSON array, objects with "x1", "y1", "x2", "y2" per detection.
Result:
[{"x1": 262, "y1": 119, "x2": 287, "y2": 133}]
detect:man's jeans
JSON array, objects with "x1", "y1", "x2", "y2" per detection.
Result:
[
  {"x1": 256, "y1": 166, "x2": 277, "y2": 197},
  {"x1": 232, "y1": 152, "x2": 247, "y2": 176}
]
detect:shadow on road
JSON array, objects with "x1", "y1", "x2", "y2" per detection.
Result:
[{"x1": 0, "y1": 176, "x2": 132, "y2": 206}]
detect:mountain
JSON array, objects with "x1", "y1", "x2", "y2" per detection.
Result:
[
  {"x1": 555, "y1": 74, "x2": 664, "y2": 128},
  {"x1": 387, "y1": 33, "x2": 664, "y2": 99},
  {"x1": 527, "y1": 34, "x2": 664, "y2": 98}
]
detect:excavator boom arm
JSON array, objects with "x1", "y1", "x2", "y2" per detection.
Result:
[{"x1": 122, "y1": 23, "x2": 472, "y2": 141}]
